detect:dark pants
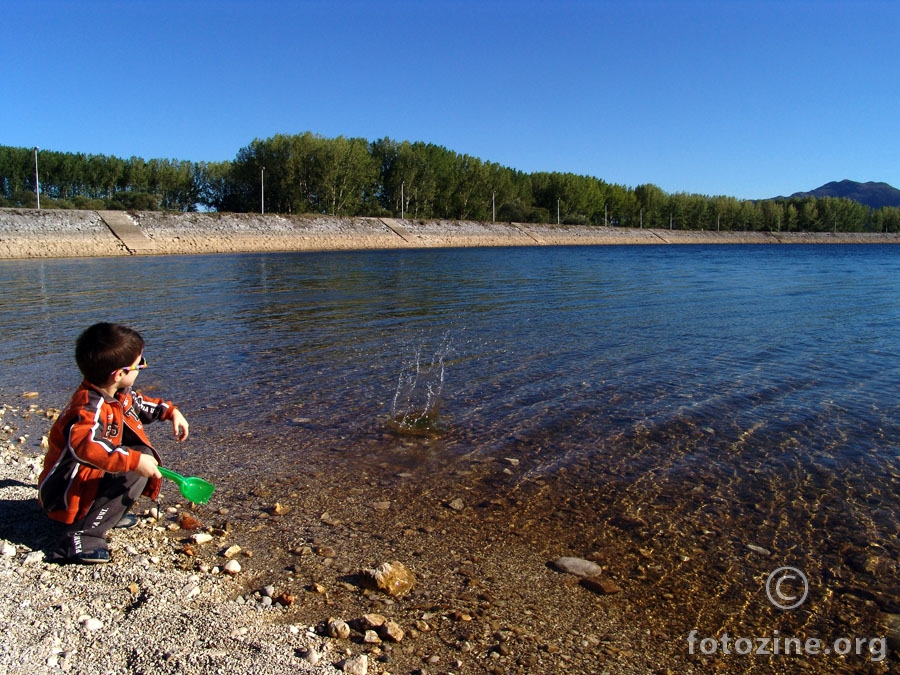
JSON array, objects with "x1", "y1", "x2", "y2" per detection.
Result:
[{"x1": 52, "y1": 445, "x2": 150, "y2": 560}]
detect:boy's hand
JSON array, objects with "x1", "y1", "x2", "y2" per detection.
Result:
[
  {"x1": 171, "y1": 409, "x2": 190, "y2": 441},
  {"x1": 135, "y1": 452, "x2": 161, "y2": 479}
]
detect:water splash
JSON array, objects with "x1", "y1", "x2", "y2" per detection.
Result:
[{"x1": 389, "y1": 334, "x2": 452, "y2": 436}]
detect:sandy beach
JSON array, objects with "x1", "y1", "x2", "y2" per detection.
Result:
[{"x1": 2, "y1": 208, "x2": 899, "y2": 259}]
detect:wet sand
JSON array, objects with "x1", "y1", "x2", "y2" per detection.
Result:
[{"x1": 2, "y1": 208, "x2": 900, "y2": 259}]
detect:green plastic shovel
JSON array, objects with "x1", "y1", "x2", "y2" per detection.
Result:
[{"x1": 158, "y1": 466, "x2": 215, "y2": 504}]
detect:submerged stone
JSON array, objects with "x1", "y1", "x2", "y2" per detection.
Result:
[
  {"x1": 552, "y1": 556, "x2": 603, "y2": 577},
  {"x1": 580, "y1": 576, "x2": 623, "y2": 595},
  {"x1": 361, "y1": 561, "x2": 416, "y2": 597}
]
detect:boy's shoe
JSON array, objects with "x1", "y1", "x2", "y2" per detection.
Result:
[
  {"x1": 75, "y1": 549, "x2": 110, "y2": 564},
  {"x1": 114, "y1": 514, "x2": 140, "y2": 529},
  {"x1": 49, "y1": 532, "x2": 111, "y2": 565}
]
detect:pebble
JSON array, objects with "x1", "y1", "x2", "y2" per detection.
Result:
[
  {"x1": 1, "y1": 542, "x2": 16, "y2": 557},
  {"x1": 223, "y1": 560, "x2": 241, "y2": 575},
  {"x1": 552, "y1": 556, "x2": 603, "y2": 577},
  {"x1": 268, "y1": 502, "x2": 289, "y2": 515},
  {"x1": 746, "y1": 544, "x2": 771, "y2": 556},
  {"x1": 82, "y1": 618, "x2": 103, "y2": 631},
  {"x1": 361, "y1": 561, "x2": 416, "y2": 597},
  {"x1": 358, "y1": 614, "x2": 386, "y2": 629},
  {"x1": 320, "y1": 512, "x2": 341, "y2": 526},
  {"x1": 328, "y1": 618, "x2": 351, "y2": 639},
  {"x1": 580, "y1": 576, "x2": 623, "y2": 595},
  {"x1": 191, "y1": 532, "x2": 213, "y2": 545},
  {"x1": 223, "y1": 544, "x2": 242, "y2": 558},
  {"x1": 342, "y1": 654, "x2": 368, "y2": 675},
  {"x1": 380, "y1": 620, "x2": 405, "y2": 643},
  {"x1": 178, "y1": 513, "x2": 203, "y2": 530},
  {"x1": 23, "y1": 551, "x2": 45, "y2": 565}
]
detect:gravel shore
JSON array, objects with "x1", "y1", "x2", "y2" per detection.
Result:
[
  {"x1": 0, "y1": 400, "x2": 343, "y2": 675},
  {"x1": 2, "y1": 208, "x2": 899, "y2": 259},
  {"x1": 0, "y1": 396, "x2": 667, "y2": 675}
]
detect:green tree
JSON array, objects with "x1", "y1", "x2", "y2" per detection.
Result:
[
  {"x1": 313, "y1": 135, "x2": 378, "y2": 215},
  {"x1": 634, "y1": 183, "x2": 668, "y2": 228}
]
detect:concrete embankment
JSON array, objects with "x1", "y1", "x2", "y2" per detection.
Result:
[{"x1": 1, "y1": 208, "x2": 899, "y2": 259}]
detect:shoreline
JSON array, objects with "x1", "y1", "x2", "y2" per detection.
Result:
[
  {"x1": 0, "y1": 399, "x2": 340, "y2": 675},
  {"x1": 2, "y1": 208, "x2": 900, "y2": 259},
  {"x1": 5, "y1": 389, "x2": 896, "y2": 675},
  {"x1": 0, "y1": 392, "x2": 672, "y2": 675}
]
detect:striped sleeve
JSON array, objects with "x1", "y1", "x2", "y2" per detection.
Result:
[{"x1": 67, "y1": 391, "x2": 137, "y2": 472}]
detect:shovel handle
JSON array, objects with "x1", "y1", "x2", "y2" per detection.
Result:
[{"x1": 157, "y1": 466, "x2": 184, "y2": 484}]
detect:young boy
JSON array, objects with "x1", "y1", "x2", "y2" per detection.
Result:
[{"x1": 38, "y1": 322, "x2": 189, "y2": 564}]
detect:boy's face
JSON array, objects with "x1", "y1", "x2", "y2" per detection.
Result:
[{"x1": 115, "y1": 353, "x2": 146, "y2": 389}]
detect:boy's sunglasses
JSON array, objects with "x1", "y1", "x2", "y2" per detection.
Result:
[{"x1": 112, "y1": 356, "x2": 148, "y2": 376}]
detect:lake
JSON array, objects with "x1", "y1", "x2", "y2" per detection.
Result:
[{"x1": 2, "y1": 244, "x2": 898, "y2": 670}]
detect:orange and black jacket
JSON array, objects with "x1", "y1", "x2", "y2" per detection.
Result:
[{"x1": 38, "y1": 380, "x2": 178, "y2": 524}]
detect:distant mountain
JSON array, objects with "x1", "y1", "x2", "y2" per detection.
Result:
[{"x1": 784, "y1": 180, "x2": 900, "y2": 209}]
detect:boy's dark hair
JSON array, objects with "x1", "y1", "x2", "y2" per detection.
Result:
[{"x1": 75, "y1": 323, "x2": 145, "y2": 385}]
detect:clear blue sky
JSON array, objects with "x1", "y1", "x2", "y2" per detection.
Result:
[{"x1": 3, "y1": 0, "x2": 897, "y2": 200}]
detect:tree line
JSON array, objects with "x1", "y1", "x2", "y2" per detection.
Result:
[{"x1": 2, "y1": 136, "x2": 899, "y2": 233}]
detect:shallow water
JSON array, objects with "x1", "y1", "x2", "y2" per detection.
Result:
[{"x1": 2, "y1": 244, "x2": 899, "y2": 667}]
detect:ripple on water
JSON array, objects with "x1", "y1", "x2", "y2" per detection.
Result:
[{"x1": 2, "y1": 245, "x2": 900, "y2": 669}]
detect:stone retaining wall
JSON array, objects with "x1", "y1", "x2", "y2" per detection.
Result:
[{"x1": 2, "y1": 208, "x2": 898, "y2": 259}]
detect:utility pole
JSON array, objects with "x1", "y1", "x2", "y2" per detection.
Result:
[
  {"x1": 260, "y1": 166, "x2": 265, "y2": 215},
  {"x1": 401, "y1": 181, "x2": 404, "y2": 219},
  {"x1": 34, "y1": 147, "x2": 40, "y2": 210},
  {"x1": 492, "y1": 192, "x2": 495, "y2": 223}
]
